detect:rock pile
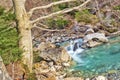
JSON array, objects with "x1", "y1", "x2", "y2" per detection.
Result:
[{"x1": 33, "y1": 42, "x2": 71, "y2": 80}]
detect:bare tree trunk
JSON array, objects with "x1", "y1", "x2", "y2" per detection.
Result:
[{"x1": 12, "y1": 0, "x2": 33, "y2": 72}]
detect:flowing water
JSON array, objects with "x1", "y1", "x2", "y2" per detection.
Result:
[{"x1": 58, "y1": 36, "x2": 120, "y2": 77}]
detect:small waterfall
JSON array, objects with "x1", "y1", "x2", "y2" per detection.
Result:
[{"x1": 64, "y1": 39, "x2": 85, "y2": 64}]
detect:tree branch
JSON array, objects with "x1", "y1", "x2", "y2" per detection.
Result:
[
  {"x1": 38, "y1": 23, "x2": 49, "y2": 28},
  {"x1": 28, "y1": 0, "x2": 76, "y2": 17},
  {"x1": 33, "y1": 24, "x2": 65, "y2": 32},
  {"x1": 31, "y1": 0, "x2": 91, "y2": 24}
]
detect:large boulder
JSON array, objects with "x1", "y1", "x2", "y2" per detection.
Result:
[
  {"x1": 38, "y1": 42, "x2": 71, "y2": 65},
  {"x1": 83, "y1": 33, "x2": 108, "y2": 47},
  {"x1": 86, "y1": 40, "x2": 102, "y2": 48},
  {"x1": 84, "y1": 33, "x2": 108, "y2": 43}
]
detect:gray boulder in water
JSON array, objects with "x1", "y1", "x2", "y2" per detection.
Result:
[
  {"x1": 84, "y1": 33, "x2": 108, "y2": 43},
  {"x1": 83, "y1": 33, "x2": 108, "y2": 47}
]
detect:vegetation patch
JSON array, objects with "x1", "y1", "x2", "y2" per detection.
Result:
[
  {"x1": 114, "y1": 5, "x2": 120, "y2": 10},
  {"x1": 46, "y1": 17, "x2": 69, "y2": 29},
  {"x1": 75, "y1": 9, "x2": 98, "y2": 24},
  {"x1": 0, "y1": 7, "x2": 21, "y2": 65}
]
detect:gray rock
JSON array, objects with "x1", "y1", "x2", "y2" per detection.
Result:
[
  {"x1": 83, "y1": 33, "x2": 108, "y2": 47},
  {"x1": 86, "y1": 40, "x2": 102, "y2": 48},
  {"x1": 39, "y1": 44, "x2": 71, "y2": 65},
  {"x1": 84, "y1": 33, "x2": 108, "y2": 43}
]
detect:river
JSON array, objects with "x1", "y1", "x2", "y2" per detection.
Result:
[{"x1": 58, "y1": 36, "x2": 120, "y2": 77}]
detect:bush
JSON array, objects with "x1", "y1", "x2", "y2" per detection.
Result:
[
  {"x1": 47, "y1": 17, "x2": 69, "y2": 29},
  {"x1": 75, "y1": 9, "x2": 98, "y2": 24},
  {"x1": 0, "y1": 7, "x2": 21, "y2": 64},
  {"x1": 114, "y1": 5, "x2": 120, "y2": 10},
  {"x1": 0, "y1": 6, "x2": 5, "y2": 15}
]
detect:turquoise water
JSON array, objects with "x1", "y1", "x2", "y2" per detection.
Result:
[{"x1": 65, "y1": 36, "x2": 120, "y2": 77}]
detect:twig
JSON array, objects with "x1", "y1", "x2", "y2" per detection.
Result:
[{"x1": 30, "y1": 0, "x2": 91, "y2": 24}]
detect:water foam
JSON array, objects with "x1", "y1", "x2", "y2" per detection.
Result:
[{"x1": 65, "y1": 39, "x2": 84, "y2": 63}]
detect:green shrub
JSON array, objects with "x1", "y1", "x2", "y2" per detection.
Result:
[
  {"x1": 114, "y1": 5, "x2": 120, "y2": 10},
  {"x1": 58, "y1": 4, "x2": 69, "y2": 10},
  {"x1": 75, "y1": 9, "x2": 98, "y2": 24},
  {"x1": 0, "y1": 6, "x2": 5, "y2": 15},
  {"x1": 0, "y1": 7, "x2": 21, "y2": 64},
  {"x1": 47, "y1": 17, "x2": 69, "y2": 29},
  {"x1": 2, "y1": 12, "x2": 16, "y2": 21}
]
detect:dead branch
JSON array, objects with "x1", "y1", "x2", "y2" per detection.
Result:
[
  {"x1": 28, "y1": 0, "x2": 76, "y2": 16},
  {"x1": 31, "y1": 0, "x2": 91, "y2": 24}
]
